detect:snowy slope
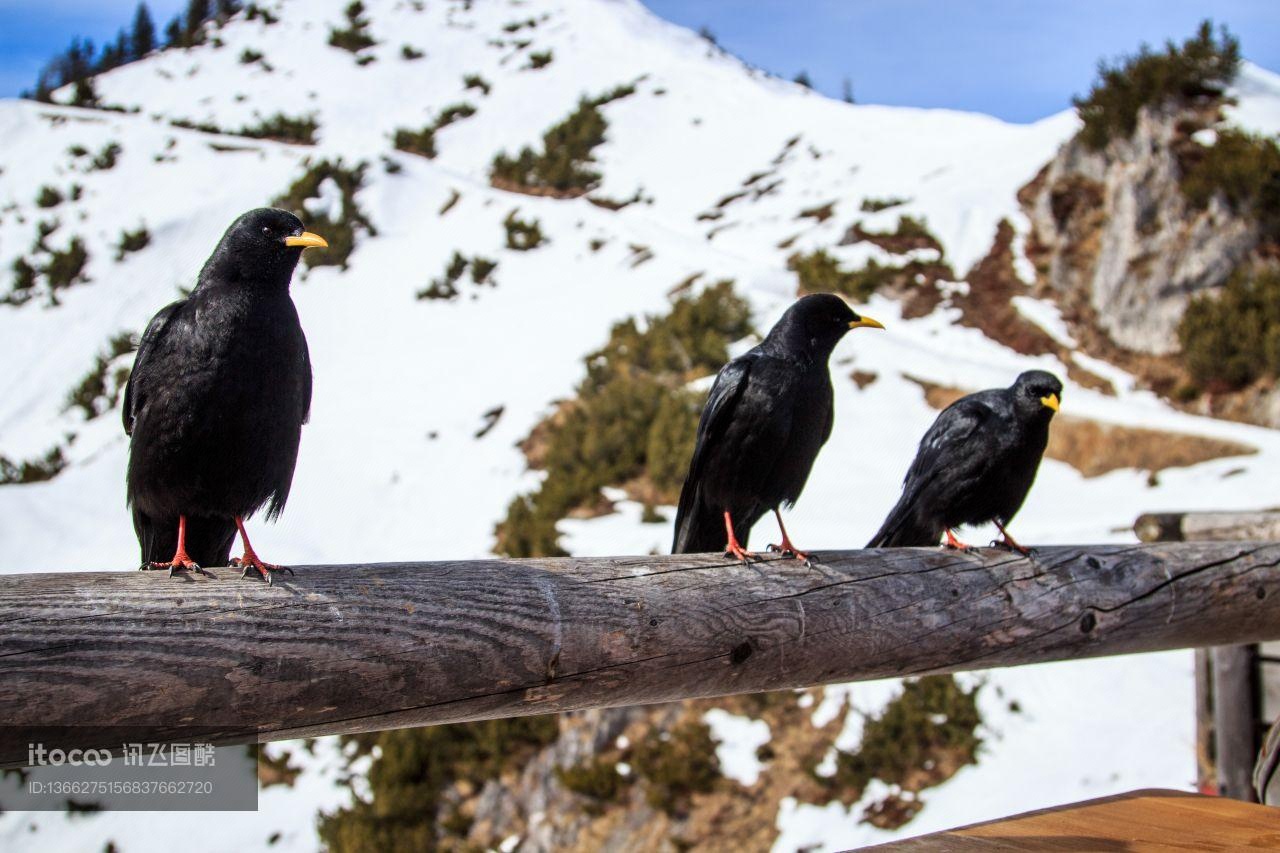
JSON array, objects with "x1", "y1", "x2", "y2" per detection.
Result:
[{"x1": 2, "y1": 0, "x2": 1279, "y2": 849}]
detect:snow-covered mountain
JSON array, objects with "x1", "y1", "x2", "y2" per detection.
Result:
[{"x1": 2, "y1": 0, "x2": 1279, "y2": 850}]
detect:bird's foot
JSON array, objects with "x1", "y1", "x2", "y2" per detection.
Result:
[
  {"x1": 767, "y1": 541, "x2": 813, "y2": 567},
  {"x1": 942, "y1": 529, "x2": 978, "y2": 553},
  {"x1": 724, "y1": 542, "x2": 761, "y2": 564},
  {"x1": 991, "y1": 537, "x2": 1036, "y2": 558},
  {"x1": 139, "y1": 554, "x2": 213, "y2": 578},
  {"x1": 231, "y1": 554, "x2": 293, "y2": 585}
]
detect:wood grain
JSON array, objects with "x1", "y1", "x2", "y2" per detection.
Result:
[
  {"x1": 2, "y1": 543, "x2": 1280, "y2": 765},
  {"x1": 863, "y1": 788, "x2": 1280, "y2": 851}
]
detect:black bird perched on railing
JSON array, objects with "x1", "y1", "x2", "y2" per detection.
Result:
[
  {"x1": 867, "y1": 369, "x2": 1062, "y2": 553},
  {"x1": 672, "y1": 293, "x2": 884, "y2": 561},
  {"x1": 124, "y1": 208, "x2": 327, "y2": 582}
]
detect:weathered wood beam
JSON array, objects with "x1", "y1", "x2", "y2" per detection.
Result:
[
  {"x1": 1135, "y1": 511, "x2": 1280, "y2": 544},
  {"x1": 2, "y1": 543, "x2": 1279, "y2": 766}
]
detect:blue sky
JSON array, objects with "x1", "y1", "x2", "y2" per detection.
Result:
[{"x1": 3, "y1": 1, "x2": 1278, "y2": 122}]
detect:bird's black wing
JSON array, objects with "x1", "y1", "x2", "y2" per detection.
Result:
[
  {"x1": 867, "y1": 396, "x2": 997, "y2": 547},
  {"x1": 672, "y1": 354, "x2": 755, "y2": 552},
  {"x1": 122, "y1": 299, "x2": 185, "y2": 436}
]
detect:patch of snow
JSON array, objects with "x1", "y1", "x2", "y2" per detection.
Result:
[
  {"x1": 1011, "y1": 296, "x2": 1077, "y2": 347},
  {"x1": 703, "y1": 709, "x2": 771, "y2": 787}
]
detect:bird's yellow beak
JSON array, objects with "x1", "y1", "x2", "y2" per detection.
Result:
[
  {"x1": 284, "y1": 232, "x2": 328, "y2": 249},
  {"x1": 849, "y1": 315, "x2": 885, "y2": 331},
  {"x1": 1041, "y1": 393, "x2": 1060, "y2": 412}
]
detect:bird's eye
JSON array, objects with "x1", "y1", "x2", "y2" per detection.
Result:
[{"x1": 261, "y1": 226, "x2": 272, "y2": 236}]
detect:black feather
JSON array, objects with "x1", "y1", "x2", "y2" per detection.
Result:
[{"x1": 867, "y1": 370, "x2": 1063, "y2": 547}]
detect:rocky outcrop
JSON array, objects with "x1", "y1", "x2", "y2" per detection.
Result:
[{"x1": 1022, "y1": 103, "x2": 1258, "y2": 355}]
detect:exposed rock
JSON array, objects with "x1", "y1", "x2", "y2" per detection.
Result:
[{"x1": 1023, "y1": 102, "x2": 1258, "y2": 355}]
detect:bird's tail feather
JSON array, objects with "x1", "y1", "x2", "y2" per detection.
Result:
[
  {"x1": 866, "y1": 498, "x2": 941, "y2": 548},
  {"x1": 672, "y1": 499, "x2": 726, "y2": 554},
  {"x1": 133, "y1": 509, "x2": 238, "y2": 568}
]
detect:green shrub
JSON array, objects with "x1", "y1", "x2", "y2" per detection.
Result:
[
  {"x1": 400, "y1": 44, "x2": 423, "y2": 60},
  {"x1": 503, "y1": 211, "x2": 545, "y2": 250},
  {"x1": 490, "y1": 85, "x2": 635, "y2": 197},
  {"x1": 392, "y1": 102, "x2": 476, "y2": 159},
  {"x1": 1074, "y1": 20, "x2": 1239, "y2": 150},
  {"x1": 245, "y1": 3, "x2": 279, "y2": 24},
  {"x1": 632, "y1": 720, "x2": 720, "y2": 815},
  {"x1": 494, "y1": 281, "x2": 753, "y2": 557},
  {"x1": 116, "y1": 225, "x2": 150, "y2": 260},
  {"x1": 416, "y1": 252, "x2": 497, "y2": 299},
  {"x1": 527, "y1": 50, "x2": 553, "y2": 70},
  {"x1": 860, "y1": 196, "x2": 907, "y2": 213},
  {"x1": 10, "y1": 257, "x2": 37, "y2": 295},
  {"x1": 789, "y1": 249, "x2": 887, "y2": 300},
  {"x1": 556, "y1": 757, "x2": 630, "y2": 804},
  {"x1": 317, "y1": 716, "x2": 558, "y2": 851},
  {"x1": 89, "y1": 142, "x2": 122, "y2": 171},
  {"x1": 36, "y1": 186, "x2": 63, "y2": 208},
  {"x1": 1178, "y1": 266, "x2": 1280, "y2": 389},
  {"x1": 239, "y1": 47, "x2": 263, "y2": 64},
  {"x1": 392, "y1": 126, "x2": 436, "y2": 159},
  {"x1": 66, "y1": 332, "x2": 136, "y2": 419},
  {"x1": 238, "y1": 113, "x2": 318, "y2": 144},
  {"x1": 463, "y1": 73, "x2": 491, "y2": 95},
  {"x1": 45, "y1": 237, "x2": 89, "y2": 289},
  {"x1": 828, "y1": 675, "x2": 981, "y2": 801},
  {"x1": 328, "y1": 1, "x2": 375, "y2": 53},
  {"x1": 1181, "y1": 128, "x2": 1280, "y2": 243},
  {"x1": 0, "y1": 446, "x2": 68, "y2": 486},
  {"x1": 272, "y1": 159, "x2": 375, "y2": 269},
  {"x1": 470, "y1": 255, "x2": 497, "y2": 285}
]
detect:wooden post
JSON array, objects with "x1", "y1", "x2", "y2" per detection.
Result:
[
  {"x1": 1136, "y1": 510, "x2": 1275, "y2": 801},
  {"x1": 2, "y1": 543, "x2": 1280, "y2": 767},
  {"x1": 1214, "y1": 645, "x2": 1261, "y2": 802}
]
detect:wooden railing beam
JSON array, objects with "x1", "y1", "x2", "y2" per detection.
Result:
[{"x1": 1, "y1": 543, "x2": 1279, "y2": 765}]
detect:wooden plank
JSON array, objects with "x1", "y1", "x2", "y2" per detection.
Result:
[
  {"x1": 2, "y1": 543, "x2": 1280, "y2": 766},
  {"x1": 864, "y1": 789, "x2": 1280, "y2": 851}
]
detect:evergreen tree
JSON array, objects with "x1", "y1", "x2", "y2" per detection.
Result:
[
  {"x1": 842, "y1": 76, "x2": 855, "y2": 104},
  {"x1": 184, "y1": 0, "x2": 211, "y2": 44},
  {"x1": 131, "y1": 3, "x2": 157, "y2": 59},
  {"x1": 794, "y1": 70, "x2": 813, "y2": 89},
  {"x1": 165, "y1": 15, "x2": 184, "y2": 48},
  {"x1": 215, "y1": 0, "x2": 242, "y2": 22}
]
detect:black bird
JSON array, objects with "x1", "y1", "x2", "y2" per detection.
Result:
[
  {"x1": 672, "y1": 293, "x2": 884, "y2": 561},
  {"x1": 866, "y1": 370, "x2": 1062, "y2": 553},
  {"x1": 124, "y1": 208, "x2": 326, "y2": 581}
]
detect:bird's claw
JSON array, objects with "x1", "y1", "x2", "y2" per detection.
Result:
[
  {"x1": 942, "y1": 541, "x2": 979, "y2": 554},
  {"x1": 991, "y1": 539, "x2": 1036, "y2": 557},
  {"x1": 231, "y1": 555, "x2": 293, "y2": 584},
  {"x1": 768, "y1": 543, "x2": 813, "y2": 566},
  {"x1": 724, "y1": 545, "x2": 761, "y2": 564},
  {"x1": 140, "y1": 557, "x2": 209, "y2": 577}
]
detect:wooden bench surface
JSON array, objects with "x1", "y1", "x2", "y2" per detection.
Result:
[{"x1": 862, "y1": 789, "x2": 1280, "y2": 851}]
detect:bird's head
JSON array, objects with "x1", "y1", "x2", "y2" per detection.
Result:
[
  {"x1": 202, "y1": 208, "x2": 328, "y2": 290},
  {"x1": 768, "y1": 293, "x2": 884, "y2": 358},
  {"x1": 1011, "y1": 370, "x2": 1063, "y2": 420}
]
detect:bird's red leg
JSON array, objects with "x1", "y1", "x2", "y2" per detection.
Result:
[
  {"x1": 993, "y1": 520, "x2": 1034, "y2": 557},
  {"x1": 230, "y1": 517, "x2": 293, "y2": 584},
  {"x1": 723, "y1": 510, "x2": 759, "y2": 563},
  {"x1": 943, "y1": 528, "x2": 976, "y2": 551},
  {"x1": 142, "y1": 515, "x2": 202, "y2": 575},
  {"x1": 767, "y1": 509, "x2": 810, "y2": 562}
]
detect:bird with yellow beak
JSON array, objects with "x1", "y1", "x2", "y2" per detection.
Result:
[{"x1": 125, "y1": 208, "x2": 327, "y2": 583}]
